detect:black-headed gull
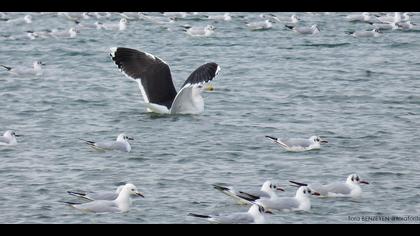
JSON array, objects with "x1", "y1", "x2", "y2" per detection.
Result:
[
  {"x1": 285, "y1": 24, "x2": 320, "y2": 34},
  {"x1": 246, "y1": 19, "x2": 275, "y2": 31},
  {"x1": 345, "y1": 12, "x2": 372, "y2": 22},
  {"x1": 95, "y1": 18, "x2": 128, "y2": 31},
  {"x1": 183, "y1": 25, "x2": 215, "y2": 37},
  {"x1": 347, "y1": 29, "x2": 382, "y2": 37},
  {"x1": 1, "y1": 61, "x2": 46, "y2": 76},
  {"x1": 5, "y1": 14, "x2": 32, "y2": 24},
  {"x1": 289, "y1": 174, "x2": 369, "y2": 198},
  {"x1": 79, "y1": 133, "x2": 134, "y2": 152},
  {"x1": 265, "y1": 135, "x2": 328, "y2": 152},
  {"x1": 188, "y1": 204, "x2": 272, "y2": 224},
  {"x1": 213, "y1": 180, "x2": 285, "y2": 205},
  {"x1": 207, "y1": 13, "x2": 232, "y2": 21},
  {"x1": 64, "y1": 183, "x2": 144, "y2": 213},
  {"x1": 0, "y1": 130, "x2": 21, "y2": 146},
  {"x1": 254, "y1": 186, "x2": 320, "y2": 212}
]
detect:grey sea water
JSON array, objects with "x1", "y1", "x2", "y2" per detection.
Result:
[{"x1": 0, "y1": 12, "x2": 419, "y2": 224}]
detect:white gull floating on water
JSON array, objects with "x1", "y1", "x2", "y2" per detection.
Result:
[
  {"x1": 376, "y1": 12, "x2": 402, "y2": 24},
  {"x1": 188, "y1": 204, "x2": 272, "y2": 224},
  {"x1": 289, "y1": 14, "x2": 301, "y2": 24},
  {"x1": 207, "y1": 13, "x2": 232, "y2": 21},
  {"x1": 64, "y1": 183, "x2": 144, "y2": 213},
  {"x1": 285, "y1": 24, "x2": 320, "y2": 34},
  {"x1": 50, "y1": 27, "x2": 79, "y2": 38},
  {"x1": 345, "y1": 12, "x2": 372, "y2": 22},
  {"x1": 369, "y1": 22, "x2": 398, "y2": 31},
  {"x1": 5, "y1": 14, "x2": 32, "y2": 24},
  {"x1": 253, "y1": 186, "x2": 320, "y2": 212},
  {"x1": 138, "y1": 12, "x2": 175, "y2": 24},
  {"x1": 213, "y1": 180, "x2": 285, "y2": 205},
  {"x1": 0, "y1": 130, "x2": 21, "y2": 146},
  {"x1": 265, "y1": 135, "x2": 328, "y2": 152},
  {"x1": 79, "y1": 133, "x2": 133, "y2": 153},
  {"x1": 289, "y1": 174, "x2": 369, "y2": 198},
  {"x1": 95, "y1": 18, "x2": 128, "y2": 31},
  {"x1": 110, "y1": 47, "x2": 220, "y2": 115},
  {"x1": 1, "y1": 61, "x2": 45, "y2": 76},
  {"x1": 347, "y1": 29, "x2": 382, "y2": 38},
  {"x1": 183, "y1": 25, "x2": 215, "y2": 37},
  {"x1": 246, "y1": 19, "x2": 275, "y2": 31}
]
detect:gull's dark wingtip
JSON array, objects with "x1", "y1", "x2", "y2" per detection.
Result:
[
  {"x1": 188, "y1": 213, "x2": 211, "y2": 218},
  {"x1": 289, "y1": 180, "x2": 308, "y2": 187}
]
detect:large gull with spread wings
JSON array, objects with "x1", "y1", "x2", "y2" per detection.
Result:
[{"x1": 110, "y1": 47, "x2": 220, "y2": 114}]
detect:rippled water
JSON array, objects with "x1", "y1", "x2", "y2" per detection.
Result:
[{"x1": 1, "y1": 12, "x2": 420, "y2": 224}]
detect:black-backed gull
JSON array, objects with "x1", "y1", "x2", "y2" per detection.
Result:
[{"x1": 110, "y1": 47, "x2": 220, "y2": 115}]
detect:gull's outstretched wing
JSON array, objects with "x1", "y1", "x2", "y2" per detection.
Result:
[
  {"x1": 170, "y1": 62, "x2": 219, "y2": 114},
  {"x1": 110, "y1": 47, "x2": 177, "y2": 110}
]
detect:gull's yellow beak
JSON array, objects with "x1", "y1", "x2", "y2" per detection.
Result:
[{"x1": 204, "y1": 84, "x2": 214, "y2": 91}]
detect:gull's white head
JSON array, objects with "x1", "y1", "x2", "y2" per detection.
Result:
[
  {"x1": 310, "y1": 136, "x2": 328, "y2": 145},
  {"x1": 69, "y1": 28, "x2": 79, "y2": 37},
  {"x1": 372, "y1": 28, "x2": 382, "y2": 34},
  {"x1": 82, "y1": 12, "x2": 91, "y2": 19},
  {"x1": 120, "y1": 183, "x2": 144, "y2": 198},
  {"x1": 119, "y1": 18, "x2": 128, "y2": 30},
  {"x1": 206, "y1": 25, "x2": 215, "y2": 31},
  {"x1": 3, "y1": 130, "x2": 19, "y2": 145},
  {"x1": 390, "y1": 21, "x2": 398, "y2": 29},
  {"x1": 403, "y1": 12, "x2": 412, "y2": 20},
  {"x1": 24, "y1": 15, "x2": 32, "y2": 23},
  {"x1": 248, "y1": 204, "x2": 272, "y2": 216},
  {"x1": 95, "y1": 21, "x2": 103, "y2": 29},
  {"x1": 346, "y1": 174, "x2": 369, "y2": 186},
  {"x1": 116, "y1": 133, "x2": 134, "y2": 142},
  {"x1": 3, "y1": 130, "x2": 16, "y2": 138},
  {"x1": 261, "y1": 180, "x2": 285, "y2": 194},
  {"x1": 33, "y1": 61, "x2": 46, "y2": 71},
  {"x1": 196, "y1": 83, "x2": 211, "y2": 93},
  {"x1": 296, "y1": 186, "x2": 320, "y2": 199},
  {"x1": 120, "y1": 18, "x2": 128, "y2": 24},
  {"x1": 291, "y1": 14, "x2": 299, "y2": 23},
  {"x1": 265, "y1": 19, "x2": 276, "y2": 25}
]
